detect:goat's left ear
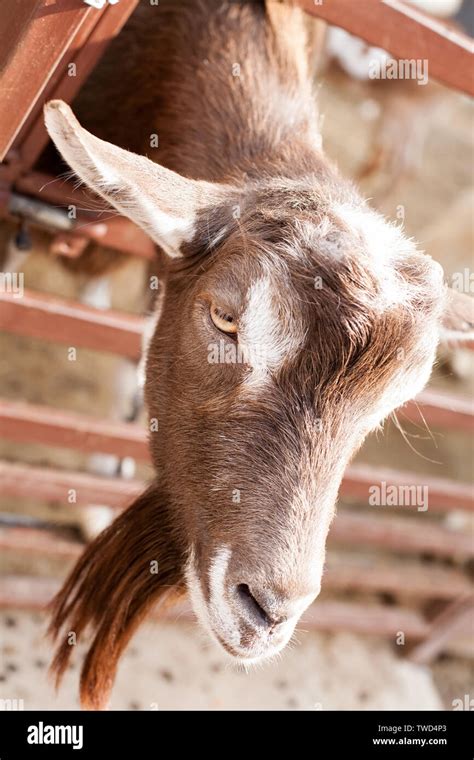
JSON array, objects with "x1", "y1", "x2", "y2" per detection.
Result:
[
  {"x1": 44, "y1": 100, "x2": 231, "y2": 257},
  {"x1": 440, "y1": 289, "x2": 474, "y2": 343}
]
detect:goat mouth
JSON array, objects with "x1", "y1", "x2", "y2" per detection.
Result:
[
  {"x1": 213, "y1": 634, "x2": 244, "y2": 658},
  {"x1": 213, "y1": 628, "x2": 291, "y2": 664},
  {"x1": 206, "y1": 608, "x2": 295, "y2": 662},
  {"x1": 184, "y1": 548, "x2": 297, "y2": 662}
]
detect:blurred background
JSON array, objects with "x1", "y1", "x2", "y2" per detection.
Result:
[{"x1": 0, "y1": 0, "x2": 472, "y2": 709}]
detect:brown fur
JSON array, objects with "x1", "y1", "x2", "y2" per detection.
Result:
[{"x1": 47, "y1": 0, "x2": 460, "y2": 709}]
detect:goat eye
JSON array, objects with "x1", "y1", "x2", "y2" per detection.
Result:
[{"x1": 210, "y1": 302, "x2": 237, "y2": 335}]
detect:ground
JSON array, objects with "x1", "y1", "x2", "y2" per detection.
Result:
[{"x1": 1, "y1": 612, "x2": 443, "y2": 710}]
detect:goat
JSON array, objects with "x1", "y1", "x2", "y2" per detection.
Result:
[{"x1": 43, "y1": 0, "x2": 472, "y2": 709}]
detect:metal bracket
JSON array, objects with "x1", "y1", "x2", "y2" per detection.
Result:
[{"x1": 84, "y1": 0, "x2": 120, "y2": 9}]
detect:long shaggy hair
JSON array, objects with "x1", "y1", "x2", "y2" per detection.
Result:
[{"x1": 48, "y1": 486, "x2": 186, "y2": 709}]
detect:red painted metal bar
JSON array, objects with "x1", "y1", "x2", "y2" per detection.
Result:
[
  {"x1": 330, "y1": 510, "x2": 473, "y2": 558},
  {"x1": 3, "y1": 573, "x2": 473, "y2": 647},
  {"x1": 0, "y1": 0, "x2": 94, "y2": 162},
  {"x1": 0, "y1": 288, "x2": 144, "y2": 359},
  {"x1": 0, "y1": 0, "x2": 150, "y2": 261},
  {"x1": 0, "y1": 394, "x2": 472, "y2": 478},
  {"x1": 14, "y1": 0, "x2": 140, "y2": 172},
  {"x1": 298, "y1": 0, "x2": 474, "y2": 96},
  {"x1": 302, "y1": 599, "x2": 430, "y2": 639},
  {"x1": 402, "y1": 388, "x2": 473, "y2": 434},
  {"x1": 1, "y1": 172, "x2": 156, "y2": 260},
  {"x1": 0, "y1": 525, "x2": 82, "y2": 560},
  {"x1": 0, "y1": 398, "x2": 471, "y2": 513},
  {"x1": 0, "y1": 574, "x2": 431, "y2": 639},
  {"x1": 324, "y1": 553, "x2": 472, "y2": 599},
  {"x1": 0, "y1": 1, "x2": 42, "y2": 72},
  {"x1": 0, "y1": 461, "x2": 471, "y2": 556},
  {"x1": 408, "y1": 594, "x2": 474, "y2": 664},
  {"x1": 342, "y1": 463, "x2": 473, "y2": 513},
  {"x1": 0, "y1": 461, "x2": 143, "y2": 508},
  {"x1": 1, "y1": 521, "x2": 470, "y2": 599},
  {"x1": 0, "y1": 399, "x2": 150, "y2": 460},
  {"x1": 0, "y1": 285, "x2": 472, "y2": 429}
]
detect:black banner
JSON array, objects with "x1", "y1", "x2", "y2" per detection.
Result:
[{"x1": 0, "y1": 710, "x2": 471, "y2": 757}]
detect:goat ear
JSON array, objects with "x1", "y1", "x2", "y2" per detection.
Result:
[
  {"x1": 440, "y1": 289, "x2": 474, "y2": 343},
  {"x1": 44, "y1": 100, "x2": 228, "y2": 257},
  {"x1": 48, "y1": 485, "x2": 185, "y2": 710}
]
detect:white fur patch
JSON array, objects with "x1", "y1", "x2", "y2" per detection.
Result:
[
  {"x1": 184, "y1": 549, "x2": 213, "y2": 636},
  {"x1": 335, "y1": 203, "x2": 441, "y2": 312},
  {"x1": 239, "y1": 277, "x2": 303, "y2": 386},
  {"x1": 139, "y1": 196, "x2": 195, "y2": 258},
  {"x1": 336, "y1": 204, "x2": 413, "y2": 262},
  {"x1": 208, "y1": 546, "x2": 241, "y2": 647},
  {"x1": 137, "y1": 304, "x2": 162, "y2": 390},
  {"x1": 185, "y1": 545, "x2": 240, "y2": 649}
]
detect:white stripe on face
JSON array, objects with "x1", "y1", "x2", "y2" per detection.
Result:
[
  {"x1": 208, "y1": 546, "x2": 241, "y2": 648},
  {"x1": 184, "y1": 548, "x2": 213, "y2": 635},
  {"x1": 239, "y1": 276, "x2": 303, "y2": 386},
  {"x1": 185, "y1": 546, "x2": 240, "y2": 649}
]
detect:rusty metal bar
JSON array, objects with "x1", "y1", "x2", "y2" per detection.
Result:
[
  {"x1": 302, "y1": 599, "x2": 430, "y2": 639},
  {"x1": 1, "y1": 520, "x2": 470, "y2": 600},
  {"x1": 0, "y1": 398, "x2": 471, "y2": 514},
  {"x1": 0, "y1": 399, "x2": 150, "y2": 460},
  {"x1": 0, "y1": 290, "x2": 472, "y2": 425},
  {"x1": 0, "y1": 574, "x2": 431, "y2": 639},
  {"x1": 0, "y1": 288, "x2": 144, "y2": 359},
  {"x1": 402, "y1": 388, "x2": 473, "y2": 434},
  {"x1": 408, "y1": 594, "x2": 474, "y2": 664},
  {"x1": 324, "y1": 553, "x2": 472, "y2": 599},
  {"x1": 0, "y1": 524, "x2": 82, "y2": 559},
  {"x1": 0, "y1": 0, "x2": 94, "y2": 161},
  {"x1": 298, "y1": 0, "x2": 474, "y2": 96},
  {"x1": 0, "y1": 1, "x2": 42, "y2": 72},
  {"x1": 330, "y1": 510, "x2": 473, "y2": 558},
  {"x1": 15, "y1": 1, "x2": 140, "y2": 172},
  {"x1": 0, "y1": 396, "x2": 472, "y2": 494},
  {"x1": 342, "y1": 463, "x2": 473, "y2": 513},
  {"x1": 0, "y1": 461, "x2": 143, "y2": 508},
  {"x1": 0, "y1": 173, "x2": 156, "y2": 260},
  {"x1": 0, "y1": 461, "x2": 471, "y2": 557}
]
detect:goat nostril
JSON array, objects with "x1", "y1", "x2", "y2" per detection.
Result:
[{"x1": 236, "y1": 583, "x2": 276, "y2": 628}]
